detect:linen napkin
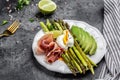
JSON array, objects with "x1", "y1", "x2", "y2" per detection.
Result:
[{"x1": 98, "y1": 0, "x2": 120, "y2": 80}]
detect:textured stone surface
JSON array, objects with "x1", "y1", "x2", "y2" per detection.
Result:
[{"x1": 0, "y1": 0, "x2": 104, "y2": 80}]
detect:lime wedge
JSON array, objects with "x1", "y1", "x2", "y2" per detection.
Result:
[
  {"x1": 45, "y1": 30, "x2": 62, "y2": 38},
  {"x1": 38, "y1": 0, "x2": 57, "y2": 15}
]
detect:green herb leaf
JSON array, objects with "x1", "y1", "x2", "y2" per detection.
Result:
[
  {"x1": 24, "y1": 0, "x2": 30, "y2": 5},
  {"x1": 1, "y1": 20, "x2": 8, "y2": 26},
  {"x1": 17, "y1": 0, "x2": 30, "y2": 10},
  {"x1": 29, "y1": 18, "x2": 34, "y2": 23}
]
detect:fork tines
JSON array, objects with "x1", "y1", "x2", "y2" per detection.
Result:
[{"x1": 7, "y1": 20, "x2": 20, "y2": 34}]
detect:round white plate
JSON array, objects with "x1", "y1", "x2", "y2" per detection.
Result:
[{"x1": 32, "y1": 20, "x2": 107, "y2": 74}]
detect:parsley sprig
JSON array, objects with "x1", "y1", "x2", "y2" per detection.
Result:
[
  {"x1": 1, "y1": 20, "x2": 8, "y2": 26},
  {"x1": 17, "y1": 0, "x2": 31, "y2": 10}
]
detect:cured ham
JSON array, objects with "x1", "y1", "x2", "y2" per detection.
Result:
[
  {"x1": 37, "y1": 33, "x2": 63, "y2": 63},
  {"x1": 37, "y1": 33, "x2": 53, "y2": 54},
  {"x1": 47, "y1": 44, "x2": 63, "y2": 63}
]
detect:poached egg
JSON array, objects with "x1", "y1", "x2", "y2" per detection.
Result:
[{"x1": 56, "y1": 30, "x2": 74, "y2": 50}]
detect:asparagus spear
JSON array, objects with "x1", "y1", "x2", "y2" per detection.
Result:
[
  {"x1": 66, "y1": 51, "x2": 82, "y2": 74},
  {"x1": 51, "y1": 20, "x2": 59, "y2": 30},
  {"x1": 61, "y1": 20, "x2": 67, "y2": 30},
  {"x1": 40, "y1": 22, "x2": 49, "y2": 32},
  {"x1": 64, "y1": 51, "x2": 71, "y2": 60},
  {"x1": 74, "y1": 40, "x2": 95, "y2": 74},
  {"x1": 46, "y1": 19, "x2": 51, "y2": 29},
  {"x1": 68, "y1": 48, "x2": 86, "y2": 74},
  {"x1": 54, "y1": 22, "x2": 63, "y2": 31},
  {"x1": 64, "y1": 51, "x2": 77, "y2": 71},
  {"x1": 87, "y1": 55, "x2": 97, "y2": 67},
  {"x1": 46, "y1": 19, "x2": 54, "y2": 31},
  {"x1": 74, "y1": 40, "x2": 97, "y2": 67},
  {"x1": 58, "y1": 19, "x2": 65, "y2": 30},
  {"x1": 69, "y1": 48, "x2": 80, "y2": 63},
  {"x1": 65, "y1": 51, "x2": 83, "y2": 73},
  {"x1": 72, "y1": 46, "x2": 88, "y2": 68},
  {"x1": 61, "y1": 54, "x2": 76, "y2": 76}
]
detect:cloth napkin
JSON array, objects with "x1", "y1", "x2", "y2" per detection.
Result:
[{"x1": 98, "y1": 0, "x2": 120, "y2": 80}]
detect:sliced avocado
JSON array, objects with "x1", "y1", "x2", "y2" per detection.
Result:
[
  {"x1": 71, "y1": 26, "x2": 82, "y2": 43},
  {"x1": 83, "y1": 32, "x2": 90, "y2": 49},
  {"x1": 79, "y1": 28, "x2": 86, "y2": 47},
  {"x1": 81, "y1": 31, "x2": 89, "y2": 50},
  {"x1": 78, "y1": 28, "x2": 84, "y2": 45},
  {"x1": 89, "y1": 37, "x2": 97, "y2": 55},
  {"x1": 83, "y1": 33, "x2": 93, "y2": 54},
  {"x1": 71, "y1": 25, "x2": 97, "y2": 55},
  {"x1": 71, "y1": 26, "x2": 79, "y2": 41},
  {"x1": 71, "y1": 26, "x2": 80, "y2": 37}
]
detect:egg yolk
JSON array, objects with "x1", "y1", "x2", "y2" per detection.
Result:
[{"x1": 63, "y1": 30, "x2": 68, "y2": 45}]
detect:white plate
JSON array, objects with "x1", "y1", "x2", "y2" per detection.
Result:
[{"x1": 32, "y1": 20, "x2": 107, "y2": 74}]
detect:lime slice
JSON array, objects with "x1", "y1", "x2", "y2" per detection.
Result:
[
  {"x1": 38, "y1": 0, "x2": 57, "y2": 15},
  {"x1": 45, "y1": 30, "x2": 62, "y2": 38}
]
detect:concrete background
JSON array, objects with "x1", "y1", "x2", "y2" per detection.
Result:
[{"x1": 0, "y1": 0, "x2": 104, "y2": 80}]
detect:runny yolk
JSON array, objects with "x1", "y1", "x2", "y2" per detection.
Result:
[
  {"x1": 63, "y1": 30, "x2": 68, "y2": 45},
  {"x1": 58, "y1": 57, "x2": 63, "y2": 61}
]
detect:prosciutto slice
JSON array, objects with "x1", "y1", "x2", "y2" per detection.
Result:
[
  {"x1": 36, "y1": 34, "x2": 63, "y2": 63},
  {"x1": 47, "y1": 47, "x2": 63, "y2": 63}
]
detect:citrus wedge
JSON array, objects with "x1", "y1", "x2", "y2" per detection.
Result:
[
  {"x1": 45, "y1": 30, "x2": 62, "y2": 38},
  {"x1": 38, "y1": 0, "x2": 57, "y2": 15}
]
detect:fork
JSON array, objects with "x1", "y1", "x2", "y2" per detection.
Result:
[{"x1": 0, "y1": 20, "x2": 20, "y2": 38}]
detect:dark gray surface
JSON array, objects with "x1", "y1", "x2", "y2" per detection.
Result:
[{"x1": 0, "y1": 0, "x2": 104, "y2": 80}]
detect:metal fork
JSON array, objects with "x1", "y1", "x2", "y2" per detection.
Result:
[{"x1": 0, "y1": 20, "x2": 20, "y2": 38}]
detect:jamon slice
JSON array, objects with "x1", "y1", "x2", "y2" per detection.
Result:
[
  {"x1": 47, "y1": 48, "x2": 63, "y2": 63},
  {"x1": 37, "y1": 33, "x2": 53, "y2": 54},
  {"x1": 36, "y1": 33, "x2": 63, "y2": 63}
]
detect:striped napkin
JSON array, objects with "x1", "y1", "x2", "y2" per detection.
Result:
[{"x1": 98, "y1": 0, "x2": 120, "y2": 80}]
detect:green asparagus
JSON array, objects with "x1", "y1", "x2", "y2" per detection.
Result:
[
  {"x1": 61, "y1": 54, "x2": 76, "y2": 76},
  {"x1": 68, "y1": 48, "x2": 86, "y2": 74},
  {"x1": 46, "y1": 19, "x2": 54, "y2": 31},
  {"x1": 58, "y1": 19, "x2": 66, "y2": 30},
  {"x1": 54, "y1": 22, "x2": 63, "y2": 31},
  {"x1": 72, "y1": 46, "x2": 87, "y2": 67},
  {"x1": 67, "y1": 51, "x2": 82, "y2": 73},
  {"x1": 40, "y1": 22, "x2": 49, "y2": 32},
  {"x1": 74, "y1": 40, "x2": 95, "y2": 74}
]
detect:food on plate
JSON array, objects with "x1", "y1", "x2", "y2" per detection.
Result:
[
  {"x1": 71, "y1": 26, "x2": 97, "y2": 55},
  {"x1": 37, "y1": 33, "x2": 63, "y2": 63},
  {"x1": 38, "y1": 19, "x2": 97, "y2": 76},
  {"x1": 38, "y1": 0, "x2": 57, "y2": 15},
  {"x1": 45, "y1": 30, "x2": 63, "y2": 38},
  {"x1": 56, "y1": 30, "x2": 74, "y2": 50}
]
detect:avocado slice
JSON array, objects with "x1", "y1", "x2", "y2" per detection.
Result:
[
  {"x1": 71, "y1": 26, "x2": 80, "y2": 36},
  {"x1": 71, "y1": 26, "x2": 83, "y2": 44},
  {"x1": 83, "y1": 33, "x2": 93, "y2": 54},
  {"x1": 89, "y1": 36, "x2": 97, "y2": 55},
  {"x1": 81, "y1": 31, "x2": 90, "y2": 49},
  {"x1": 78, "y1": 28, "x2": 84, "y2": 46}
]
